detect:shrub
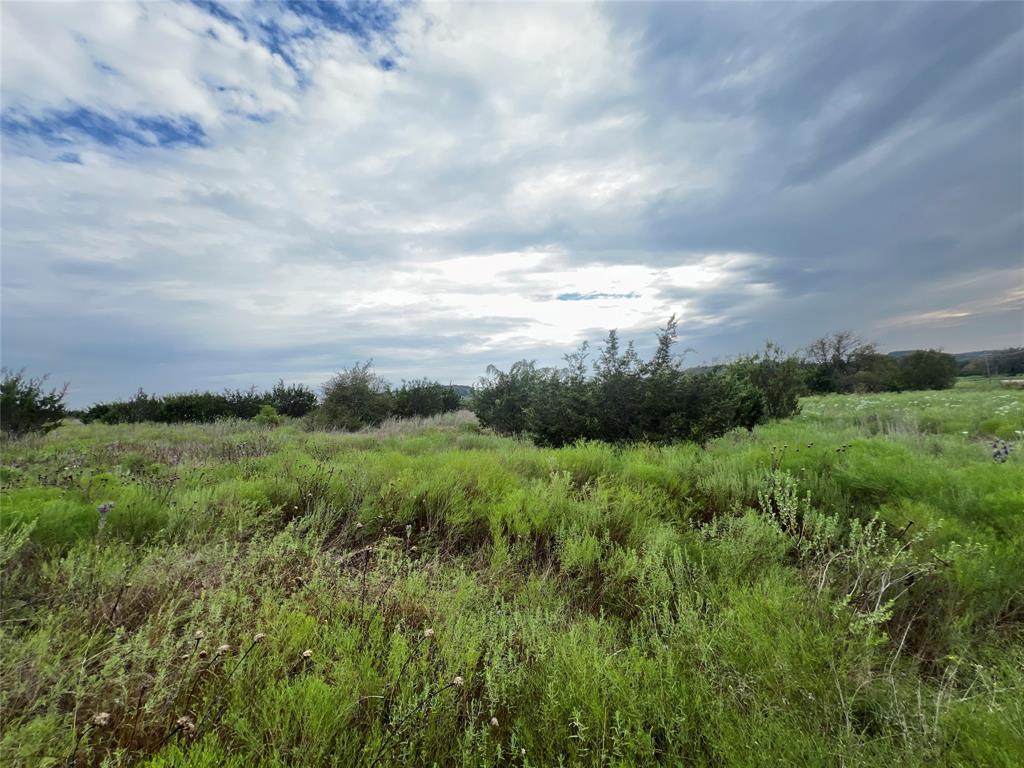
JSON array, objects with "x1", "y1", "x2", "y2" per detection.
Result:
[
  {"x1": 898, "y1": 350, "x2": 958, "y2": 390},
  {"x1": 253, "y1": 404, "x2": 283, "y2": 426},
  {"x1": 313, "y1": 361, "x2": 393, "y2": 431},
  {"x1": 471, "y1": 361, "x2": 546, "y2": 437},
  {"x1": 472, "y1": 318, "x2": 791, "y2": 446},
  {"x1": 730, "y1": 342, "x2": 804, "y2": 419},
  {"x1": 0, "y1": 368, "x2": 68, "y2": 435},
  {"x1": 393, "y1": 379, "x2": 462, "y2": 418},
  {"x1": 267, "y1": 380, "x2": 318, "y2": 417}
]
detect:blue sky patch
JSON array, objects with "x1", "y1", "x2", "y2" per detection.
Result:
[
  {"x1": 2, "y1": 107, "x2": 207, "y2": 150},
  {"x1": 556, "y1": 291, "x2": 641, "y2": 302}
]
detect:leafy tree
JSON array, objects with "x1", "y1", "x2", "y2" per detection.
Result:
[
  {"x1": 804, "y1": 331, "x2": 881, "y2": 393},
  {"x1": 731, "y1": 341, "x2": 804, "y2": 419},
  {"x1": 393, "y1": 379, "x2": 462, "y2": 418},
  {"x1": 253, "y1": 404, "x2": 283, "y2": 426},
  {"x1": 847, "y1": 351, "x2": 900, "y2": 392},
  {"x1": 314, "y1": 361, "x2": 393, "y2": 431},
  {"x1": 593, "y1": 329, "x2": 645, "y2": 442},
  {"x1": 472, "y1": 319, "x2": 794, "y2": 447},
  {"x1": 898, "y1": 350, "x2": 958, "y2": 390},
  {"x1": 1, "y1": 369, "x2": 68, "y2": 435},
  {"x1": 268, "y1": 380, "x2": 318, "y2": 417},
  {"x1": 471, "y1": 361, "x2": 545, "y2": 436}
]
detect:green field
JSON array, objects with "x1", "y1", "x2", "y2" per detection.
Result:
[{"x1": 2, "y1": 380, "x2": 1022, "y2": 766}]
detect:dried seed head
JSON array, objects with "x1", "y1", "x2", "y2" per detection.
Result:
[
  {"x1": 194, "y1": 630, "x2": 205, "y2": 640},
  {"x1": 179, "y1": 653, "x2": 190, "y2": 661},
  {"x1": 176, "y1": 715, "x2": 196, "y2": 734},
  {"x1": 216, "y1": 644, "x2": 231, "y2": 656},
  {"x1": 198, "y1": 649, "x2": 208, "y2": 659},
  {"x1": 490, "y1": 716, "x2": 499, "y2": 727},
  {"x1": 424, "y1": 628, "x2": 434, "y2": 638},
  {"x1": 91, "y1": 712, "x2": 111, "y2": 727},
  {"x1": 355, "y1": 522, "x2": 364, "y2": 529},
  {"x1": 302, "y1": 649, "x2": 313, "y2": 659},
  {"x1": 452, "y1": 676, "x2": 464, "y2": 687},
  {"x1": 253, "y1": 633, "x2": 266, "y2": 643}
]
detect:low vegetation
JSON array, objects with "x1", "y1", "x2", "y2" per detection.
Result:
[
  {"x1": 1, "y1": 379, "x2": 1021, "y2": 766},
  {"x1": 471, "y1": 319, "x2": 803, "y2": 445}
]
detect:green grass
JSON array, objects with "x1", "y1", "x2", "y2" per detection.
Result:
[{"x1": 2, "y1": 382, "x2": 1022, "y2": 766}]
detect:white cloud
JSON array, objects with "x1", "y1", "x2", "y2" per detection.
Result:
[{"x1": 2, "y1": 2, "x2": 1019, "y2": 403}]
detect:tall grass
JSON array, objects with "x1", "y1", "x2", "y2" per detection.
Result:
[{"x1": 1, "y1": 381, "x2": 1021, "y2": 766}]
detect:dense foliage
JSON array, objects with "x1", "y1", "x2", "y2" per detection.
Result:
[
  {"x1": 0, "y1": 368, "x2": 68, "y2": 435},
  {"x1": 960, "y1": 347, "x2": 1024, "y2": 377},
  {"x1": 803, "y1": 332, "x2": 959, "y2": 393},
  {"x1": 81, "y1": 382, "x2": 319, "y2": 425},
  {"x1": 1, "y1": 381, "x2": 1021, "y2": 767},
  {"x1": 472, "y1": 318, "x2": 803, "y2": 446},
  {"x1": 310, "y1": 363, "x2": 463, "y2": 430}
]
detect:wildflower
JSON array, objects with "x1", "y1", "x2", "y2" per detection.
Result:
[
  {"x1": 216, "y1": 644, "x2": 231, "y2": 656},
  {"x1": 97, "y1": 502, "x2": 114, "y2": 530},
  {"x1": 424, "y1": 627, "x2": 434, "y2": 638},
  {"x1": 302, "y1": 648, "x2": 313, "y2": 659},
  {"x1": 355, "y1": 522, "x2": 364, "y2": 529},
  {"x1": 452, "y1": 676, "x2": 464, "y2": 687},
  {"x1": 521, "y1": 748, "x2": 526, "y2": 756},
  {"x1": 176, "y1": 715, "x2": 196, "y2": 735},
  {"x1": 92, "y1": 712, "x2": 111, "y2": 727},
  {"x1": 490, "y1": 716, "x2": 499, "y2": 727},
  {"x1": 253, "y1": 632, "x2": 266, "y2": 643}
]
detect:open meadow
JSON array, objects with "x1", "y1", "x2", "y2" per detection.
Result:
[{"x1": 2, "y1": 380, "x2": 1022, "y2": 767}]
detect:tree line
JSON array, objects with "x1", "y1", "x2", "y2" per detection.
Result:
[
  {"x1": 0, "y1": 325, "x2": 992, "y2": 437},
  {"x1": 470, "y1": 327, "x2": 967, "y2": 446}
]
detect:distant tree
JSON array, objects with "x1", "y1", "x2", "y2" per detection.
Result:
[
  {"x1": 268, "y1": 380, "x2": 318, "y2": 417},
  {"x1": 393, "y1": 379, "x2": 461, "y2": 418},
  {"x1": 253, "y1": 404, "x2": 283, "y2": 426},
  {"x1": 1, "y1": 369, "x2": 68, "y2": 435},
  {"x1": 472, "y1": 318, "x2": 794, "y2": 447},
  {"x1": 898, "y1": 350, "x2": 958, "y2": 390},
  {"x1": 846, "y1": 351, "x2": 901, "y2": 392},
  {"x1": 592, "y1": 329, "x2": 645, "y2": 442},
  {"x1": 804, "y1": 331, "x2": 881, "y2": 393},
  {"x1": 314, "y1": 361, "x2": 393, "y2": 431},
  {"x1": 731, "y1": 341, "x2": 805, "y2": 418},
  {"x1": 471, "y1": 361, "x2": 545, "y2": 437},
  {"x1": 960, "y1": 348, "x2": 1024, "y2": 377}
]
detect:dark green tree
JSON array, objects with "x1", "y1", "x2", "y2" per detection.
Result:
[{"x1": 1, "y1": 369, "x2": 68, "y2": 435}]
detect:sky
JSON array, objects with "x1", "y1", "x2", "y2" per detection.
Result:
[{"x1": 2, "y1": 1, "x2": 1022, "y2": 406}]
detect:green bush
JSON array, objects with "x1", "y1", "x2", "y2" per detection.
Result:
[
  {"x1": 82, "y1": 381, "x2": 317, "y2": 425},
  {"x1": 473, "y1": 318, "x2": 803, "y2": 446},
  {"x1": 393, "y1": 379, "x2": 462, "y2": 418},
  {"x1": 253, "y1": 404, "x2": 283, "y2": 426},
  {"x1": 312, "y1": 361, "x2": 394, "y2": 431},
  {"x1": 0, "y1": 368, "x2": 68, "y2": 435},
  {"x1": 898, "y1": 349, "x2": 958, "y2": 390},
  {"x1": 267, "y1": 380, "x2": 317, "y2": 417}
]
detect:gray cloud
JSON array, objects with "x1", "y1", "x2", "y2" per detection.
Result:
[{"x1": 2, "y1": 1, "x2": 1022, "y2": 406}]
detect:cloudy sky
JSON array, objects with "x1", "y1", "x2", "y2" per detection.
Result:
[{"x1": 2, "y1": 1, "x2": 1022, "y2": 405}]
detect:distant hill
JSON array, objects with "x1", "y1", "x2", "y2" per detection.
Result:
[
  {"x1": 448, "y1": 384, "x2": 473, "y2": 399},
  {"x1": 889, "y1": 348, "x2": 1024, "y2": 376},
  {"x1": 888, "y1": 349, "x2": 1015, "y2": 363}
]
